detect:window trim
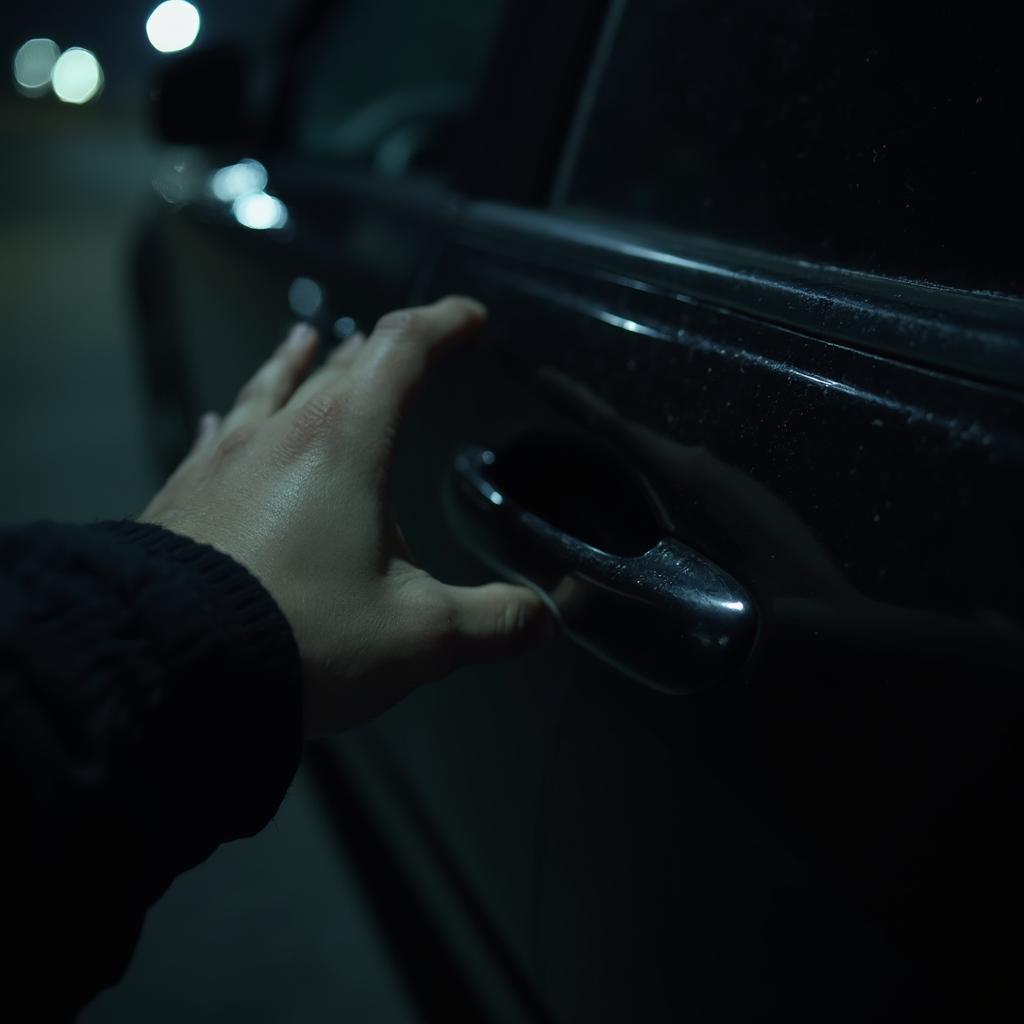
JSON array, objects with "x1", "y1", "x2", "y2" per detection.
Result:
[
  {"x1": 261, "y1": 0, "x2": 611, "y2": 206},
  {"x1": 548, "y1": 0, "x2": 629, "y2": 207},
  {"x1": 451, "y1": 0, "x2": 614, "y2": 205}
]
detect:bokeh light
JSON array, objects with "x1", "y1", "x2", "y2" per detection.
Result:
[
  {"x1": 51, "y1": 48, "x2": 103, "y2": 105},
  {"x1": 288, "y1": 277, "x2": 324, "y2": 319},
  {"x1": 210, "y1": 159, "x2": 268, "y2": 201},
  {"x1": 12, "y1": 38, "x2": 60, "y2": 97},
  {"x1": 333, "y1": 317, "x2": 358, "y2": 340},
  {"x1": 232, "y1": 192, "x2": 288, "y2": 231},
  {"x1": 146, "y1": 1, "x2": 202, "y2": 54}
]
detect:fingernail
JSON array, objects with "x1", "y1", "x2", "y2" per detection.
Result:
[
  {"x1": 285, "y1": 323, "x2": 316, "y2": 352},
  {"x1": 198, "y1": 412, "x2": 218, "y2": 438}
]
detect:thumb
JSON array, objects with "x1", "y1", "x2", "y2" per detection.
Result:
[{"x1": 441, "y1": 582, "x2": 554, "y2": 666}]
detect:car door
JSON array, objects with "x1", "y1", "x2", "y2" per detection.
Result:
[
  {"x1": 144, "y1": 0, "x2": 1024, "y2": 1020},
  {"x1": 320, "y1": 1, "x2": 1024, "y2": 1022}
]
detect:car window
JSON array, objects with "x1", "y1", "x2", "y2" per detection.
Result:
[
  {"x1": 294, "y1": 0, "x2": 506, "y2": 181},
  {"x1": 557, "y1": 0, "x2": 1023, "y2": 296}
]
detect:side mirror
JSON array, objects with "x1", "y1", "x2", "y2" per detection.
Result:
[{"x1": 152, "y1": 44, "x2": 252, "y2": 146}]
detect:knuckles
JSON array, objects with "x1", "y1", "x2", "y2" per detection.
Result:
[
  {"x1": 236, "y1": 355, "x2": 292, "y2": 405},
  {"x1": 282, "y1": 392, "x2": 349, "y2": 453},
  {"x1": 374, "y1": 308, "x2": 421, "y2": 339},
  {"x1": 215, "y1": 423, "x2": 259, "y2": 459},
  {"x1": 496, "y1": 598, "x2": 527, "y2": 642},
  {"x1": 235, "y1": 377, "x2": 262, "y2": 405}
]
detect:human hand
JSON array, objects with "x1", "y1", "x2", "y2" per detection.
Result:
[{"x1": 142, "y1": 297, "x2": 551, "y2": 737}]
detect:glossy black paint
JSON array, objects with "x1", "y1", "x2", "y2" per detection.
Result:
[
  {"x1": 138, "y1": 1, "x2": 1024, "y2": 1019},
  {"x1": 433, "y1": 213, "x2": 1023, "y2": 690},
  {"x1": 405, "y1": 201, "x2": 1024, "y2": 1020},
  {"x1": 145, "y1": 164, "x2": 1024, "y2": 1018},
  {"x1": 563, "y1": 0, "x2": 1024, "y2": 296},
  {"x1": 462, "y1": 202, "x2": 1024, "y2": 389}
]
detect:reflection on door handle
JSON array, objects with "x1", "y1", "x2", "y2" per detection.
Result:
[{"x1": 446, "y1": 441, "x2": 758, "y2": 693}]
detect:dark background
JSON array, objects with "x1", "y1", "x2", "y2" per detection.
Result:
[{"x1": 1, "y1": 3, "x2": 418, "y2": 1021}]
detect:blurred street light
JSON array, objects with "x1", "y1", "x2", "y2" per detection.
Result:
[
  {"x1": 232, "y1": 191, "x2": 288, "y2": 231},
  {"x1": 210, "y1": 159, "x2": 268, "y2": 201},
  {"x1": 12, "y1": 38, "x2": 60, "y2": 97},
  {"x1": 51, "y1": 47, "x2": 103, "y2": 105},
  {"x1": 146, "y1": 1, "x2": 202, "y2": 54}
]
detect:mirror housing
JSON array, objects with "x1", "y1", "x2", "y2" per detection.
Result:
[{"x1": 152, "y1": 45, "x2": 252, "y2": 146}]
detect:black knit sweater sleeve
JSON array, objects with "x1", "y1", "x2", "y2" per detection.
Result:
[{"x1": 0, "y1": 520, "x2": 303, "y2": 1021}]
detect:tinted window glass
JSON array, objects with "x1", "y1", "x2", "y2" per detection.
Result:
[
  {"x1": 295, "y1": 0, "x2": 505, "y2": 181},
  {"x1": 562, "y1": 0, "x2": 1024, "y2": 295}
]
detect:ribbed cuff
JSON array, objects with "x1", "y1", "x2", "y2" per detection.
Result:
[
  {"x1": 2, "y1": 519, "x2": 307, "y2": 1016},
  {"x1": 93, "y1": 519, "x2": 304, "y2": 841}
]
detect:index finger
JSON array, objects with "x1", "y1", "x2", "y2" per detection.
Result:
[{"x1": 351, "y1": 295, "x2": 487, "y2": 425}]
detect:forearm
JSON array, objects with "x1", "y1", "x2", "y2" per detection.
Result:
[{"x1": 0, "y1": 520, "x2": 302, "y2": 1019}]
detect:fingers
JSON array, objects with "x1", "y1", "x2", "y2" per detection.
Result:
[
  {"x1": 273, "y1": 296, "x2": 485, "y2": 476},
  {"x1": 327, "y1": 330, "x2": 366, "y2": 370},
  {"x1": 173, "y1": 410, "x2": 221, "y2": 474},
  {"x1": 278, "y1": 296, "x2": 485, "y2": 462},
  {"x1": 285, "y1": 297, "x2": 484, "y2": 425},
  {"x1": 192, "y1": 411, "x2": 221, "y2": 454},
  {"x1": 350, "y1": 296, "x2": 486, "y2": 426},
  {"x1": 284, "y1": 331, "x2": 366, "y2": 411},
  {"x1": 439, "y1": 581, "x2": 554, "y2": 666},
  {"x1": 221, "y1": 323, "x2": 319, "y2": 435}
]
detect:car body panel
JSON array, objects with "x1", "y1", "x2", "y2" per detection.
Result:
[
  {"x1": 358, "y1": 205, "x2": 1023, "y2": 1019},
  {"x1": 139, "y1": 0, "x2": 1024, "y2": 1018}
]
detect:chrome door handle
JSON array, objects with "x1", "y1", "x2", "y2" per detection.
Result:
[{"x1": 446, "y1": 439, "x2": 758, "y2": 693}]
